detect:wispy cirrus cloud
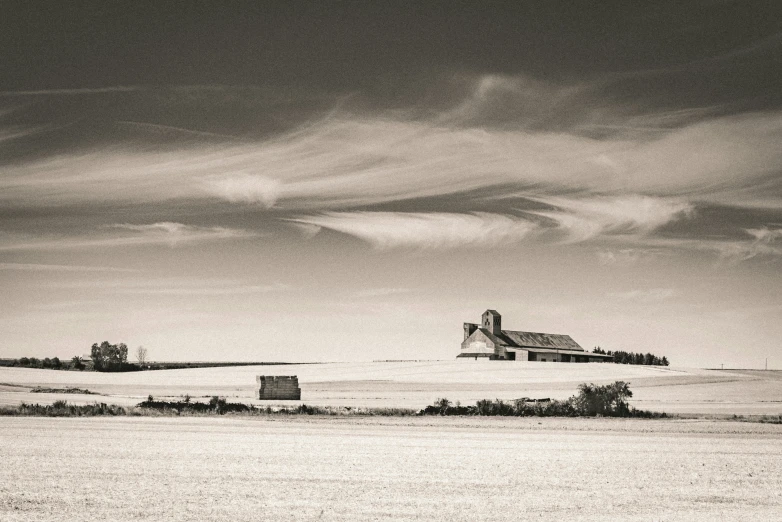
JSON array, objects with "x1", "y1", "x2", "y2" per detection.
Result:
[
  {"x1": 2, "y1": 76, "x2": 781, "y2": 265},
  {"x1": 3, "y1": 76, "x2": 781, "y2": 214},
  {"x1": 107, "y1": 222, "x2": 255, "y2": 247},
  {"x1": 746, "y1": 226, "x2": 782, "y2": 244},
  {"x1": 117, "y1": 282, "x2": 289, "y2": 296},
  {"x1": 607, "y1": 288, "x2": 678, "y2": 302},
  {"x1": 0, "y1": 262, "x2": 137, "y2": 272},
  {"x1": 116, "y1": 120, "x2": 245, "y2": 141},
  {"x1": 0, "y1": 222, "x2": 255, "y2": 251},
  {"x1": 203, "y1": 174, "x2": 281, "y2": 207},
  {"x1": 41, "y1": 277, "x2": 290, "y2": 296},
  {"x1": 0, "y1": 86, "x2": 143, "y2": 96},
  {"x1": 603, "y1": 228, "x2": 782, "y2": 264},
  {"x1": 0, "y1": 124, "x2": 53, "y2": 142},
  {"x1": 353, "y1": 287, "x2": 412, "y2": 298},
  {"x1": 714, "y1": 227, "x2": 782, "y2": 261},
  {"x1": 597, "y1": 248, "x2": 664, "y2": 265},
  {"x1": 527, "y1": 195, "x2": 694, "y2": 243},
  {"x1": 291, "y1": 212, "x2": 537, "y2": 249}
]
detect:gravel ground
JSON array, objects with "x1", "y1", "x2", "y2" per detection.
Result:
[{"x1": 1, "y1": 416, "x2": 781, "y2": 521}]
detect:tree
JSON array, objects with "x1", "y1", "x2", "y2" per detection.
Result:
[
  {"x1": 118, "y1": 343, "x2": 128, "y2": 366},
  {"x1": 573, "y1": 381, "x2": 633, "y2": 416},
  {"x1": 136, "y1": 346, "x2": 148, "y2": 367},
  {"x1": 71, "y1": 356, "x2": 85, "y2": 371},
  {"x1": 90, "y1": 343, "x2": 104, "y2": 370},
  {"x1": 90, "y1": 341, "x2": 129, "y2": 371}
]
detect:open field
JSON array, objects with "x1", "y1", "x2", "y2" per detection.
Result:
[
  {"x1": 2, "y1": 361, "x2": 782, "y2": 415},
  {"x1": 1, "y1": 416, "x2": 782, "y2": 521}
]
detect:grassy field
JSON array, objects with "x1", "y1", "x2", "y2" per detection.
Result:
[
  {"x1": 1, "y1": 361, "x2": 781, "y2": 415},
  {"x1": 1, "y1": 416, "x2": 781, "y2": 521}
]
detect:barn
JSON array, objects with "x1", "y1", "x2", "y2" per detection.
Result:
[{"x1": 458, "y1": 309, "x2": 612, "y2": 362}]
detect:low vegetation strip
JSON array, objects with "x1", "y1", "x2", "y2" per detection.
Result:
[
  {"x1": 420, "y1": 398, "x2": 664, "y2": 418},
  {"x1": 30, "y1": 387, "x2": 97, "y2": 394},
  {"x1": 139, "y1": 395, "x2": 252, "y2": 414},
  {"x1": 0, "y1": 398, "x2": 417, "y2": 417},
  {"x1": 137, "y1": 396, "x2": 416, "y2": 416},
  {"x1": 4, "y1": 401, "x2": 128, "y2": 417},
  {"x1": 422, "y1": 381, "x2": 664, "y2": 418},
  {"x1": 24, "y1": 382, "x2": 782, "y2": 420},
  {"x1": 0, "y1": 382, "x2": 650, "y2": 418}
]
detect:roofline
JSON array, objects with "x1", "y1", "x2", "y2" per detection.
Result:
[
  {"x1": 472, "y1": 327, "x2": 589, "y2": 352},
  {"x1": 506, "y1": 347, "x2": 613, "y2": 357},
  {"x1": 502, "y1": 328, "x2": 577, "y2": 340},
  {"x1": 497, "y1": 329, "x2": 583, "y2": 350}
]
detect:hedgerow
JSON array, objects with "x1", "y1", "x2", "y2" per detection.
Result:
[{"x1": 419, "y1": 381, "x2": 666, "y2": 418}]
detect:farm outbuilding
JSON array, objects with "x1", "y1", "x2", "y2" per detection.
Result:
[{"x1": 458, "y1": 310, "x2": 612, "y2": 363}]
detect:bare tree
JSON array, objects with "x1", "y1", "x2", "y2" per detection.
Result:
[{"x1": 136, "y1": 346, "x2": 148, "y2": 367}]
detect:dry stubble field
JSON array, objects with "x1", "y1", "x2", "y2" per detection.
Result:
[
  {"x1": 2, "y1": 361, "x2": 782, "y2": 414},
  {"x1": 1, "y1": 415, "x2": 782, "y2": 521},
  {"x1": 2, "y1": 363, "x2": 782, "y2": 520}
]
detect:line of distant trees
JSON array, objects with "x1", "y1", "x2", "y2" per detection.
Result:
[
  {"x1": 5, "y1": 355, "x2": 89, "y2": 370},
  {"x1": 592, "y1": 347, "x2": 669, "y2": 366},
  {"x1": 5, "y1": 342, "x2": 149, "y2": 372},
  {"x1": 7, "y1": 355, "x2": 90, "y2": 370},
  {"x1": 10, "y1": 357, "x2": 65, "y2": 369}
]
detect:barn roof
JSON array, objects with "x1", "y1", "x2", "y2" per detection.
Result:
[
  {"x1": 477, "y1": 328, "x2": 506, "y2": 346},
  {"x1": 481, "y1": 328, "x2": 583, "y2": 351},
  {"x1": 505, "y1": 347, "x2": 612, "y2": 357}
]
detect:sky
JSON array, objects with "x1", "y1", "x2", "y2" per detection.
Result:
[{"x1": 1, "y1": 2, "x2": 781, "y2": 367}]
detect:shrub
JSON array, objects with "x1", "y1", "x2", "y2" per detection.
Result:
[
  {"x1": 137, "y1": 396, "x2": 250, "y2": 415},
  {"x1": 208, "y1": 396, "x2": 227, "y2": 413},
  {"x1": 475, "y1": 399, "x2": 515, "y2": 416},
  {"x1": 71, "y1": 356, "x2": 86, "y2": 371},
  {"x1": 419, "y1": 382, "x2": 662, "y2": 418},
  {"x1": 572, "y1": 381, "x2": 632, "y2": 416},
  {"x1": 420, "y1": 398, "x2": 474, "y2": 416},
  {"x1": 5, "y1": 402, "x2": 127, "y2": 417},
  {"x1": 295, "y1": 404, "x2": 317, "y2": 415}
]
